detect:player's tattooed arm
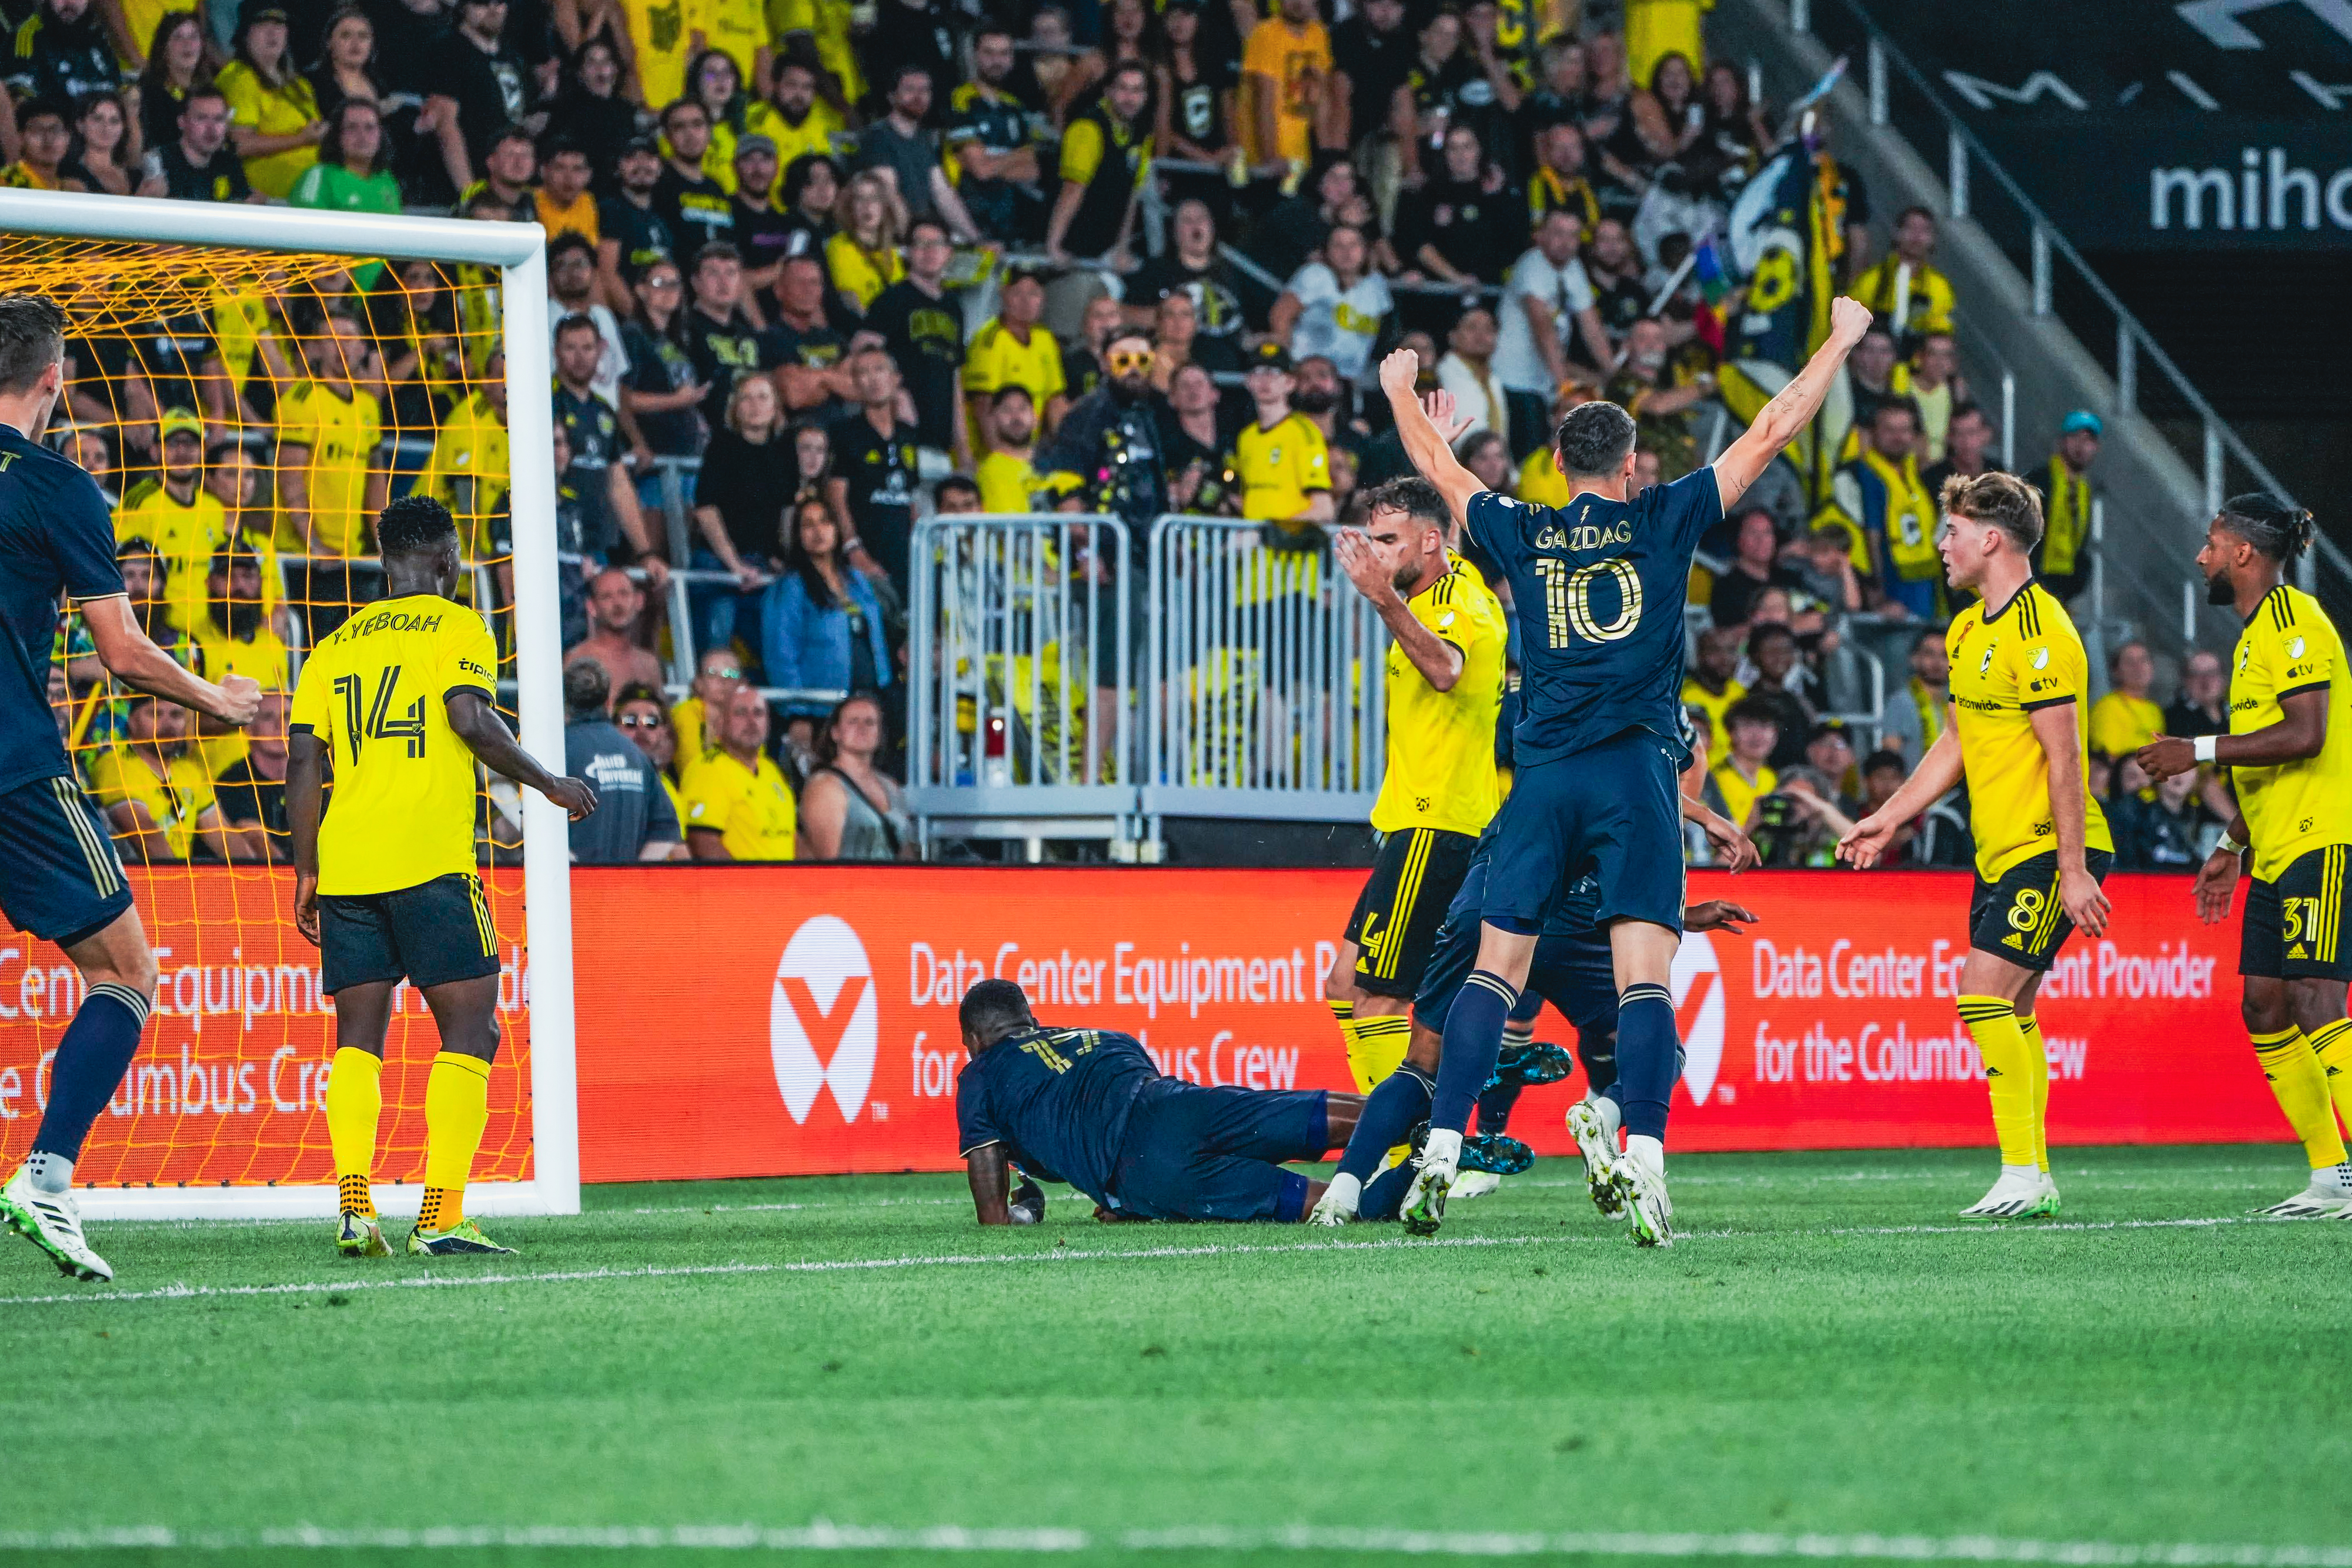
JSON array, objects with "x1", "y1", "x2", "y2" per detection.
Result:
[
  {"x1": 965, "y1": 1142, "x2": 1014, "y2": 1225},
  {"x1": 1715, "y1": 296, "x2": 1873, "y2": 512},
  {"x1": 2029, "y1": 700, "x2": 2112, "y2": 938},
  {"x1": 446, "y1": 691, "x2": 599, "y2": 821}
]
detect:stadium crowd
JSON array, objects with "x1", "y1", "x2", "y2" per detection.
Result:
[{"x1": 15, "y1": 0, "x2": 2191, "y2": 873}]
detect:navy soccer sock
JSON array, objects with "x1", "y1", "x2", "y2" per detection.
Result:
[
  {"x1": 1615, "y1": 985, "x2": 1678, "y2": 1143},
  {"x1": 31, "y1": 984, "x2": 151, "y2": 1163},
  {"x1": 1336, "y1": 1066, "x2": 1434, "y2": 1183},
  {"x1": 1432, "y1": 971, "x2": 1517, "y2": 1134},
  {"x1": 1576, "y1": 1020, "x2": 1619, "y2": 1098},
  {"x1": 1361, "y1": 1159, "x2": 1418, "y2": 1221},
  {"x1": 1474, "y1": 1081, "x2": 1523, "y2": 1135}
]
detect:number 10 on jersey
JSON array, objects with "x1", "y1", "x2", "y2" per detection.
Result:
[{"x1": 1534, "y1": 557, "x2": 1644, "y2": 647}]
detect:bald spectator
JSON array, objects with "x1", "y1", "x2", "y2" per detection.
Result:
[
  {"x1": 564, "y1": 567, "x2": 666, "y2": 697},
  {"x1": 563, "y1": 661, "x2": 687, "y2": 864}
]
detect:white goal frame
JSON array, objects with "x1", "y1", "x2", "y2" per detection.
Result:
[{"x1": 0, "y1": 189, "x2": 577, "y2": 1221}]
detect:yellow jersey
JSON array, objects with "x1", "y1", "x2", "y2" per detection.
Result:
[
  {"x1": 1371, "y1": 561, "x2": 1504, "y2": 835},
  {"x1": 679, "y1": 747, "x2": 797, "y2": 860},
  {"x1": 214, "y1": 62, "x2": 319, "y2": 198},
  {"x1": 671, "y1": 694, "x2": 711, "y2": 763},
  {"x1": 2086, "y1": 690, "x2": 2162, "y2": 760},
  {"x1": 744, "y1": 96, "x2": 844, "y2": 172},
  {"x1": 186, "y1": 625, "x2": 292, "y2": 777},
  {"x1": 1239, "y1": 16, "x2": 1332, "y2": 163},
  {"x1": 826, "y1": 230, "x2": 905, "y2": 312},
  {"x1": 2230, "y1": 584, "x2": 2352, "y2": 882},
  {"x1": 273, "y1": 380, "x2": 382, "y2": 559},
  {"x1": 288, "y1": 594, "x2": 496, "y2": 895},
  {"x1": 115, "y1": 478, "x2": 278, "y2": 634},
  {"x1": 976, "y1": 449, "x2": 1039, "y2": 514},
  {"x1": 88, "y1": 745, "x2": 218, "y2": 862},
  {"x1": 963, "y1": 318, "x2": 1066, "y2": 403},
  {"x1": 1517, "y1": 447, "x2": 1569, "y2": 508},
  {"x1": 1234, "y1": 411, "x2": 1327, "y2": 524},
  {"x1": 1679, "y1": 676, "x2": 1745, "y2": 764},
  {"x1": 418, "y1": 392, "x2": 510, "y2": 561},
  {"x1": 694, "y1": 0, "x2": 770, "y2": 91},
  {"x1": 119, "y1": 0, "x2": 198, "y2": 67},
  {"x1": 1945, "y1": 580, "x2": 2113, "y2": 881},
  {"x1": 1711, "y1": 760, "x2": 1775, "y2": 830},
  {"x1": 622, "y1": 0, "x2": 697, "y2": 108}
]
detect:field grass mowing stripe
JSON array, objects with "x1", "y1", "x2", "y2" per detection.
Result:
[
  {"x1": 0, "y1": 1526, "x2": 2345, "y2": 1562},
  {"x1": 0, "y1": 1213, "x2": 2312, "y2": 1310}
]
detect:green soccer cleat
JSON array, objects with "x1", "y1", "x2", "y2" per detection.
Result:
[
  {"x1": 406, "y1": 1218, "x2": 517, "y2": 1257},
  {"x1": 337, "y1": 1211, "x2": 391, "y2": 1258}
]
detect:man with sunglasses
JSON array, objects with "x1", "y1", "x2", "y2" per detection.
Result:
[
  {"x1": 670, "y1": 647, "x2": 746, "y2": 766},
  {"x1": 562, "y1": 659, "x2": 687, "y2": 865}
]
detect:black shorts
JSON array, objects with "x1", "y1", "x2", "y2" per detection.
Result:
[
  {"x1": 0, "y1": 773, "x2": 133, "y2": 946},
  {"x1": 1344, "y1": 826, "x2": 1479, "y2": 998},
  {"x1": 320, "y1": 872, "x2": 502, "y2": 994},
  {"x1": 1107, "y1": 1079, "x2": 1329, "y2": 1222},
  {"x1": 2240, "y1": 845, "x2": 2352, "y2": 981},
  {"x1": 1968, "y1": 848, "x2": 2115, "y2": 972}
]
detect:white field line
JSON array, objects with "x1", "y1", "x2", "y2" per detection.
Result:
[
  {"x1": 0, "y1": 1213, "x2": 2308, "y2": 1310},
  {"x1": 0, "y1": 1524, "x2": 2344, "y2": 1563}
]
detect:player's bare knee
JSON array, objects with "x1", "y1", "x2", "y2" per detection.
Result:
[
  {"x1": 2287, "y1": 979, "x2": 2346, "y2": 1037},
  {"x1": 2240, "y1": 982, "x2": 2289, "y2": 1037}
]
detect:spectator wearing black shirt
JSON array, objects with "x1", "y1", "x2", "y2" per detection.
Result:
[
  {"x1": 619, "y1": 258, "x2": 708, "y2": 511},
  {"x1": 1389, "y1": 10, "x2": 1479, "y2": 185},
  {"x1": 654, "y1": 99, "x2": 736, "y2": 263},
  {"x1": 776, "y1": 151, "x2": 841, "y2": 263},
  {"x1": 861, "y1": 217, "x2": 971, "y2": 467},
  {"x1": 136, "y1": 11, "x2": 210, "y2": 154},
  {"x1": 1124, "y1": 199, "x2": 1248, "y2": 375},
  {"x1": 1248, "y1": 156, "x2": 1375, "y2": 283},
  {"x1": 5, "y1": 0, "x2": 117, "y2": 106},
  {"x1": 597, "y1": 138, "x2": 676, "y2": 299},
  {"x1": 1745, "y1": 623, "x2": 1818, "y2": 771},
  {"x1": 542, "y1": 36, "x2": 634, "y2": 196},
  {"x1": 692, "y1": 373, "x2": 796, "y2": 665},
  {"x1": 947, "y1": 26, "x2": 1046, "y2": 244},
  {"x1": 854, "y1": 66, "x2": 983, "y2": 240},
  {"x1": 216, "y1": 690, "x2": 293, "y2": 862},
  {"x1": 826, "y1": 347, "x2": 921, "y2": 593},
  {"x1": 767, "y1": 253, "x2": 859, "y2": 422},
  {"x1": 1710, "y1": 509, "x2": 1808, "y2": 630},
  {"x1": 1330, "y1": 0, "x2": 1410, "y2": 149},
  {"x1": 856, "y1": 0, "x2": 961, "y2": 122},
  {"x1": 137, "y1": 88, "x2": 263, "y2": 202},
  {"x1": 1395, "y1": 124, "x2": 1516, "y2": 287},
  {"x1": 427, "y1": 0, "x2": 532, "y2": 186},
  {"x1": 730, "y1": 135, "x2": 800, "y2": 295},
  {"x1": 2166, "y1": 648, "x2": 2227, "y2": 740},
  {"x1": 680, "y1": 242, "x2": 777, "y2": 432},
  {"x1": 1580, "y1": 217, "x2": 1647, "y2": 344},
  {"x1": 465, "y1": 123, "x2": 537, "y2": 216}
]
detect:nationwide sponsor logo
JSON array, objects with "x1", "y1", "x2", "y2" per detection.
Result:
[
  {"x1": 1672, "y1": 932, "x2": 1726, "y2": 1105},
  {"x1": 770, "y1": 915, "x2": 880, "y2": 1125}
]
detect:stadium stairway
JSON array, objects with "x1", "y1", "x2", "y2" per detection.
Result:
[{"x1": 1709, "y1": 0, "x2": 2351, "y2": 679}]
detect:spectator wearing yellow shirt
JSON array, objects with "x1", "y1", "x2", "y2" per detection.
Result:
[
  {"x1": 88, "y1": 696, "x2": 254, "y2": 865},
  {"x1": 419, "y1": 352, "x2": 511, "y2": 563},
  {"x1": 826, "y1": 170, "x2": 906, "y2": 313},
  {"x1": 1, "y1": 98, "x2": 69, "y2": 189},
  {"x1": 621, "y1": 0, "x2": 697, "y2": 109},
  {"x1": 535, "y1": 141, "x2": 601, "y2": 243},
  {"x1": 1680, "y1": 627, "x2": 1746, "y2": 764},
  {"x1": 745, "y1": 57, "x2": 844, "y2": 173},
  {"x1": 770, "y1": 0, "x2": 862, "y2": 109},
  {"x1": 1242, "y1": 0, "x2": 1333, "y2": 170},
  {"x1": 272, "y1": 310, "x2": 387, "y2": 634},
  {"x1": 2088, "y1": 640, "x2": 2164, "y2": 760},
  {"x1": 216, "y1": 5, "x2": 325, "y2": 200},
  {"x1": 670, "y1": 647, "x2": 743, "y2": 764},
  {"x1": 1707, "y1": 699, "x2": 1782, "y2": 833},
  {"x1": 116, "y1": 408, "x2": 253, "y2": 635},
  {"x1": 185, "y1": 546, "x2": 293, "y2": 780},
  {"x1": 680, "y1": 684, "x2": 798, "y2": 860},
  {"x1": 1850, "y1": 207, "x2": 1956, "y2": 345},
  {"x1": 691, "y1": 9, "x2": 771, "y2": 119},
  {"x1": 964, "y1": 270, "x2": 1067, "y2": 455},
  {"x1": 975, "y1": 387, "x2": 1041, "y2": 514}
]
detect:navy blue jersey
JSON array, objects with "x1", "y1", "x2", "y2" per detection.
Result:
[
  {"x1": 0, "y1": 424, "x2": 123, "y2": 796},
  {"x1": 1465, "y1": 469, "x2": 1722, "y2": 769},
  {"x1": 956, "y1": 1026, "x2": 1160, "y2": 1208}
]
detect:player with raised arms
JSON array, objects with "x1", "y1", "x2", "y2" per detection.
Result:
[
  {"x1": 288, "y1": 494, "x2": 597, "y2": 1259},
  {"x1": 2137, "y1": 496, "x2": 2352, "y2": 1218},
  {"x1": 1840, "y1": 472, "x2": 2113, "y2": 1221},
  {"x1": 1379, "y1": 295, "x2": 1873, "y2": 1245},
  {"x1": 0, "y1": 293, "x2": 263, "y2": 1283}
]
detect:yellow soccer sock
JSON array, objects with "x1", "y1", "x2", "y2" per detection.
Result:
[
  {"x1": 324, "y1": 1047, "x2": 382, "y2": 1216},
  {"x1": 2017, "y1": 1013, "x2": 2051, "y2": 1173},
  {"x1": 1349, "y1": 1014, "x2": 1412, "y2": 1092},
  {"x1": 2307, "y1": 1018, "x2": 2352, "y2": 1139},
  {"x1": 1331, "y1": 999, "x2": 1364, "y2": 1091},
  {"x1": 2250, "y1": 1026, "x2": 2348, "y2": 1169},
  {"x1": 421, "y1": 1051, "x2": 493, "y2": 1231},
  {"x1": 1958, "y1": 997, "x2": 2037, "y2": 1169}
]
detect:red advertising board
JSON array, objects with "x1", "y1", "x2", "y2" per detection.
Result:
[{"x1": 567, "y1": 866, "x2": 2281, "y2": 1182}]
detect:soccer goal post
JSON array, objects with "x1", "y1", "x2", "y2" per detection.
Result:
[{"x1": 0, "y1": 189, "x2": 576, "y2": 1221}]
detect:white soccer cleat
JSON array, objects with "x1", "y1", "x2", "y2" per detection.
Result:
[
  {"x1": 1566, "y1": 1098, "x2": 1625, "y2": 1218},
  {"x1": 0, "y1": 1166, "x2": 112, "y2": 1282},
  {"x1": 1402, "y1": 1128, "x2": 1461, "y2": 1236},
  {"x1": 1959, "y1": 1166, "x2": 2059, "y2": 1222},
  {"x1": 2256, "y1": 1163, "x2": 2352, "y2": 1218},
  {"x1": 1612, "y1": 1135, "x2": 1672, "y2": 1247},
  {"x1": 1452, "y1": 1171, "x2": 1502, "y2": 1202},
  {"x1": 1308, "y1": 1173, "x2": 1361, "y2": 1226}
]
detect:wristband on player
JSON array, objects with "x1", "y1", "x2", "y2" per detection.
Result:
[
  {"x1": 2194, "y1": 734, "x2": 2219, "y2": 764},
  {"x1": 2216, "y1": 831, "x2": 2246, "y2": 857}
]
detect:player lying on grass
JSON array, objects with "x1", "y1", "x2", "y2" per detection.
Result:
[
  {"x1": 2137, "y1": 495, "x2": 2352, "y2": 1219},
  {"x1": 0, "y1": 293, "x2": 263, "y2": 1285},
  {"x1": 1840, "y1": 472, "x2": 2112, "y2": 1222},
  {"x1": 1313, "y1": 717, "x2": 1759, "y2": 1226},
  {"x1": 956, "y1": 978, "x2": 1367, "y2": 1225},
  {"x1": 288, "y1": 495, "x2": 598, "y2": 1260}
]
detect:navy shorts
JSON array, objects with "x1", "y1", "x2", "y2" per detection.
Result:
[
  {"x1": 320, "y1": 872, "x2": 502, "y2": 994},
  {"x1": 1482, "y1": 728, "x2": 1685, "y2": 934},
  {"x1": 1108, "y1": 1079, "x2": 1329, "y2": 1222},
  {"x1": 1415, "y1": 854, "x2": 1621, "y2": 1034},
  {"x1": 0, "y1": 773, "x2": 133, "y2": 946}
]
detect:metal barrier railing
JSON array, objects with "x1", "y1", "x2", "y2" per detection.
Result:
[
  {"x1": 1141, "y1": 515, "x2": 1386, "y2": 832},
  {"x1": 906, "y1": 512, "x2": 1139, "y2": 852}
]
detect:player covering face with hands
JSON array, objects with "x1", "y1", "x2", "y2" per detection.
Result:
[
  {"x1": 1370, "y1": 295, "x2": 1873, "y2": 1246},
  {"x1": 288, "y1": 495, "x2": 597, "y2": 1261}
]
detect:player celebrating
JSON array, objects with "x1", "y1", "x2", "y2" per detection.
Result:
[
  {"x1": 1323, "y1": 477, "x2": 1506, "y2": 1098},
  {"x1": 1841, "y1": 473, "x2": 2113, "y2": 1221},
  {"x1": 0, "y1": 294, "x2": 263, "y2": 1284},
  {"x1": 2138, "y1": 496, "x2": 2352, "y2": 1218},
  {"x1": 1378, "y1": 296, "x2": 1872, "y2": 1245},
  {"x1": 288, "y1": 496, "x2": 597, "y2": 1259}
]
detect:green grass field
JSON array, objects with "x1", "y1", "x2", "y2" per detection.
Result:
[{"x1": 5, "y1": 1146, "x2": 2349, "y2": 1567}]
